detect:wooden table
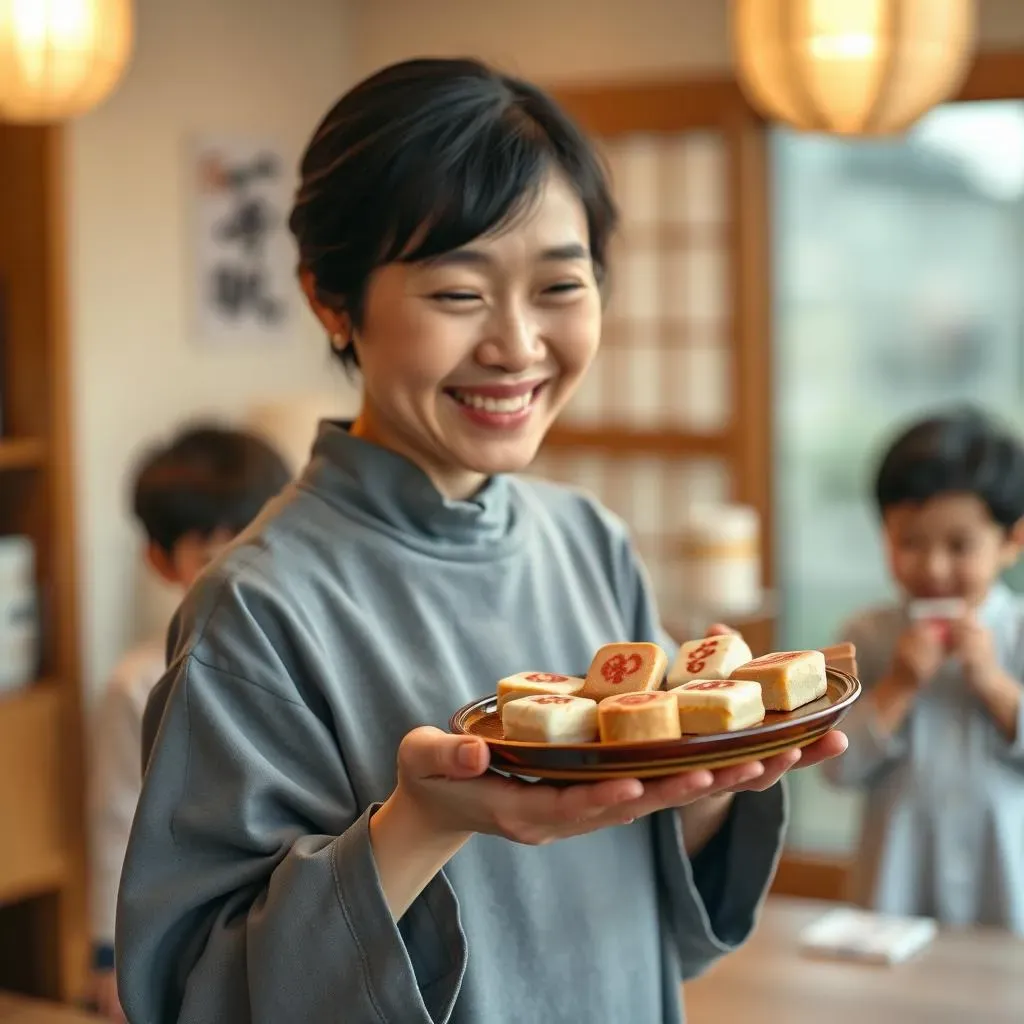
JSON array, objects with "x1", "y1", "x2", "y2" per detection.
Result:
[
  {"x1": 0, "y1": 993, "x2": 99, "y2": 1023},
  {"x1": 685, "y1": 897, "x2": 1024, "y2": 1023}
]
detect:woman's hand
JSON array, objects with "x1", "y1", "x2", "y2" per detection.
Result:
[
  {"x1": 388, "y1": 723, "x2": 847, "y2": 850},
  {"x1": 392, "y1": 727, "x2": 650, "y2": 845},
  {"x1": 372, "y1": 623, "x2": 851, "y2": 917},
  {"x1": 372, "y1": 721, "x2": 848, "y2": 919}
]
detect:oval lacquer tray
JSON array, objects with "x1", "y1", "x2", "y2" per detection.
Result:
[{"x1": 450, "y1": 666, "x2": 860, "y2": 782}]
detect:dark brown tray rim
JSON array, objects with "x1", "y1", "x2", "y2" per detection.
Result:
[{"x1": 450, "y1": 667, "x2": 860, "y2": 759}]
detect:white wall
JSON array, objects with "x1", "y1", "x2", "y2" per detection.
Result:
[
  {"x1": 67, "y1": 0, "x2": 360, "y2": 700},
  {"x1": 349, "y1": 0, "x2": 1024, "y2": 83},
  {"x1": 348, "y1": 0, "x2": 730, "y2": 82}
]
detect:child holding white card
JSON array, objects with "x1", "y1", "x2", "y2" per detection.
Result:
[{"x1": 825, "y1": 409, "x2": 1024, "y2": 932}]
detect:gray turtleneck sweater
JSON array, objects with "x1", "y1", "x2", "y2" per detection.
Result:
[{"x1": 117, "y1": 423, "x2": 786, "y2": 1024}]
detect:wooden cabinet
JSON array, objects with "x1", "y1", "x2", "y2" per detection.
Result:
[{"x1": 0, "y1": 123, "x2": 86, "y2": 1002}]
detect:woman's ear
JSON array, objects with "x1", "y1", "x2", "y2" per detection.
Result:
[
  {"x1": 299, "y1": 268, "x2": 352, "y2": 349},
  {"x1": 145, "y1": 541, "x2": 180, "y2": 585}
]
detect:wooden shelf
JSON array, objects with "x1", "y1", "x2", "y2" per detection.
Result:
[
  {"x1": 0, "y1": 855, "x2": 67, "y2": 908},
  {"x1": 0, "y1": 677, "x2": 59, "y2": 710},
  {"x1": 544, "y1": 425, "x2": 730, "y2": 457},
  {"x1": 0, "y1": 678, "x2": 67, "y2": 905},
  {"x1": 0, "y1": 121, "x2": 84, "y2": 1002},
  {"x1": 0, "y1": 438, "x2": 46, "y2": 471}
]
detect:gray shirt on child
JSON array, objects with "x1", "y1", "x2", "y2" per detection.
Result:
[
  {"x1": 825, "y1": 583, "x2": 1024, "y2": 932},
  {"x1": 117, "y1": 424, "x2": 786, "y2": 1023}
]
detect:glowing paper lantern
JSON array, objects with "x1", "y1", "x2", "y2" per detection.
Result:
[
  {"x1": 732, "y1": 0, "x2": 977, "y2": 135},
  {"x1": 0, "y1": 0, "x2": 133, "y2": 123}
]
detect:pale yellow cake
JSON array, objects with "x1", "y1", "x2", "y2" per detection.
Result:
[
  {"x1": 598, "y1": 691, "x2": 682, "y2": 743},
  {"x1": 730, "y1": 650, "x2": 827, "y2": 712},
  {"x1": 667, "y1": 633, "x2": 753, "y2": 688},
  {"x1": 674, "y1": 679, "x2": 766, "y2": 734},
  {"x1": 501, "y1": 693, "x2": 599, "y2": 743},
  {"x1": 496, "y1": 671, "x2": 585, "y2": 710}
]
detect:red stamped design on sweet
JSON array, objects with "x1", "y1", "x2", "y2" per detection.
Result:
[
  {"x1": 616, "y1": 692, "x2": 662, "y2": 706},
  {"x1": 524, "y1": 673, "x2": 569, "y2": 683},
  {"x1": 685, "y1": 639, "x2": 719, "y2": 674},
  {"x1": 531, "y1": 695, "x2": 573, "y2": 705},
  {"x1": 600, "y1": 653, "x2": 643, "y2": 684},
  {"x1": 749, "y1": 651, "x2": 802, "y2": 667},
  {"x1": 687, "y1": 680, "x2": 736, "y2": 691}
]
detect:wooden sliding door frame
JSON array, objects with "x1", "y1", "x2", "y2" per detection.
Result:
[{"x1": 552, "y1": 78, "x2": 774, "y2": 654}]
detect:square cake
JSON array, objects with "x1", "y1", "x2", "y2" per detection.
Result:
[
  {"x1": 582, "y1": 642, "x2": 667, "y2": 701},
  {"x1": 501, "y1": 694, "x2": 599, "y2": 743},
  {"x1": 667, "y1": 633, "x2": 753, "y2": 688},
  {"x1": 730, "y1": 650, "x2": 827, "y2": 711},
  {"x1": 496, "y1": 671, "x2": 585, "y2": 710},
  {"x1": 674, "y1": 679, "x2": 765, "y2": 734},
  {"x1": 598, "y1": 691, "x2": 682, "y2": 743}
]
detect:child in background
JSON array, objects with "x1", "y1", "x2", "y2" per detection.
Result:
[
  {"x1": 825, "y1": 408, "x2": 1024, "y2": 933},
  {"x1": 88, "y1": 424, "x2": 290, "y2": 1020}
]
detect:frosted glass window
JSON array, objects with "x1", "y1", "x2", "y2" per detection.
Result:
[
  {"x1": 608, "y1": 136, "x2": 660, "y2": 226},
  {"x1": 621, "y1": 343, "x2": 663, "y2": 426},
  {"x1": 628, "y1": 457, "x2": 665, "y2": 537},
  {"x1": 668, "y1": 341, "x2": 730, "y2": 432},
  {"x1": 664, "y1": 460, "x2": 730, "y2": 524},
  {"x1": 683, "y1": 247, "x2": 729, "y2": 324},
  {"x1": 663, "y1": 133, "x2": 728, "y2": 227},
  {"x1": 562, "y1": 348, "x2": 607, "y2": 426},
  {"x1": 618, "y1": 247, "x2": 661, "y2": 322}
]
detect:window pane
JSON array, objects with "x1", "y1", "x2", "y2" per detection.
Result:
[{"x1": 772, "y1": 100, "x2": 1024, "y2": 854}]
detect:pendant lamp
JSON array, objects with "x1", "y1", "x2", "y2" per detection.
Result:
[
  {"x1": 0, "y1": 0, "x2": 134, "y2": 123},
  {"x1": 732, "y1": 0, "x2": 977, "y2": 135}
]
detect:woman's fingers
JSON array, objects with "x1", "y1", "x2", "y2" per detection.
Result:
[
  {"x1": 556, "y1": 765, "x2": 749, "y2": 830},
  {"x1": 549, "y1": 777, "x2": 646, "y2": 820},
  {"x1": 794, "y1": 730, "x2": 848, "y2": 768},
  {"x1": 399, "y1": 726, "x2": 491, "y2": 779},
  {"x1": 705, "y1": 622, "x2": 740, "y2": 637},
  {"x1": 598, "y1": 769, "x2": 717, "y2": 820},
  {"x1": 481, "y1": 777, "x2": 633, "y2": 843},
  {"x1": 729, "y1": 749, "x2": 801, "y2": 792},
  {"x1": 406, "y1": 726, "x2": 850, "y2": 845},
  {"x1": 499, "y1": 769, "x2": 717, "y2": 841}
]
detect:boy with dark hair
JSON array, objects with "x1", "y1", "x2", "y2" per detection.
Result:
[
  {"x1": 88, "y1": 424, "x2": 290, "y2": 1020},
  {"x1": 825, "y1": 407, "x2": 1024, "y2": 933}
]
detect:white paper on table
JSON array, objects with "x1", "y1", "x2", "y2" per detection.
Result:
[{"x1": 799, "y1": 907, "x2": 937, "y2": 966}]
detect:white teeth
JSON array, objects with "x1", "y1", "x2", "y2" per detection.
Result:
[{"x1": 451, "y1": 390, "x2": 535, "y2": 413}]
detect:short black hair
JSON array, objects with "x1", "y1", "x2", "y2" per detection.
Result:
[
  {"x1": 874, "y1": 407, "x2": 1024, "y2": 529},
  {"x1": 131, "y1": 424, "x2": 291, "y2": 554},
  {"x1": 288, "y1": 57, "x2": 617, "y2": 370}
]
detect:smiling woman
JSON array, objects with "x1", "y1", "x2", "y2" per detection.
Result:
[
  {"x1": 289, "y1": 59, "x2": 614, "y2": 498},
  {"x1": 321, "y1": 174, "x2": 602, "y2": 498},
  {"x1": 115, "y1": 58, "x2": 844, "y2": 1024}
]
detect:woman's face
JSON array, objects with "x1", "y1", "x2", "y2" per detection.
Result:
[{"x1": 311, "y1": 172, "x2": 603, "y2": 499}]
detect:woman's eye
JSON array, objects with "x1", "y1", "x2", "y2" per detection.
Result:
[{"x1": 543, "y1": 281, "x2": 583, "y2": 296}]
